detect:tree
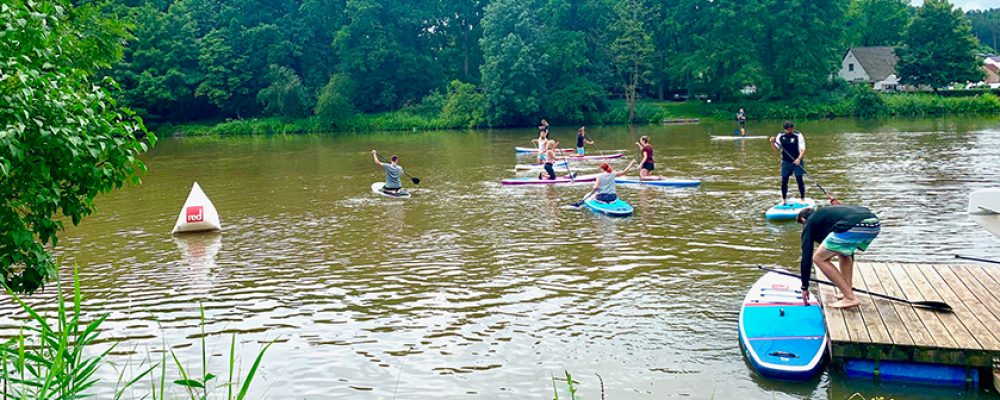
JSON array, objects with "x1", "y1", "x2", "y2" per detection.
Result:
[
  {"x1": 479, "y1": 0, "x2": 547, "y2": 126},
  {"x1": 1, "y1": 1, "x2": 152, "y2": 294},
  {"x1": 755, "y1": 0, "x2": 849, "y2": 98},
  {"x1": 897, "y1": 0, "x2": 982, "y2": 90},
  {"x1": 315, "y1": 73, "x2": 357, "y2": 127},
  {"x1": 606, "y1": 0, "x2": 656, "y2": 123},
  {"x1": 967, "y1": 9, "x2": 1000, "y2": 53},
  {"x1": 257, "y1": 65, "x2": 313, "y2": 118},
  {"x1": 440, "y1": 80, "x2": 487, "y2": 128},
  {"x1": 845, "y1": 0, "x2": 911, "y2": 47}
]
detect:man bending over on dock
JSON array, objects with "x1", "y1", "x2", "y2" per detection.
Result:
[{"x1": 797, "y1": 206, "x2": 881, "y2": 309}]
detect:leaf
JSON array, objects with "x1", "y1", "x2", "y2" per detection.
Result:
[{"x1": 174, "y1": 379, "x2": 205, "y2": 389}]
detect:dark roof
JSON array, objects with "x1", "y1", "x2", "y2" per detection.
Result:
[{"x1": 850, "y1": 47, "x2": 898, "y2": 81}]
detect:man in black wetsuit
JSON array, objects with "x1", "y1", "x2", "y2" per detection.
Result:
[
  {"x1": 769, "y1": 121, "x2": 806, "y2": 205},
  {"x1": 797, "y1": 206, "x2": 881, "y2": 309}
]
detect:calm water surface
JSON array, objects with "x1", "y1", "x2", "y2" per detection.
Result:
[{"x1": 3, "y1": 118, "x2": 1000, "y2": 399}]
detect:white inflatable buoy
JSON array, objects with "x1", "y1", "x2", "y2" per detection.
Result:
[{"x1": 171, "y1": 182, "x2": 221, "y2": 234}]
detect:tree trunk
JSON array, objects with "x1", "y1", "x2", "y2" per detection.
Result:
[{"x1": 628, "y1": 94, "x2": 635, "y2": 124}]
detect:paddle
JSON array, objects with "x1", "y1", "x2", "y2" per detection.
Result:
[
  {"x1": 757, "y1": 266, "x2": 953, "y2": 312},
  {"x1": 774, "y1": 145, "x2": 840, "y2": 205},
  {"x1": 570, "y1": 189, "x2": 596, "y2": 208},
  {"x1": 955, "y1": 254, "x2": 1000, "y2": 265},
  {"x1": 376, "y1": 153, "x2": 420, "y2": 185}
]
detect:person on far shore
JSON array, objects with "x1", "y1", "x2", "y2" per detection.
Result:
[
  {"x1": 584, "y1": 160, "x2": 637, "y2": 203},
  {"x1": 636, "y1": 136, "x2": 654, "y2": 180},
  {"x1": 797, "y1": 205, "x2": 881, "y2": 309},
  {"x1": 576, "y1": 126, "x2": 594, "y2": 155},
  {"x1": 372, "y1": 150, "x2": 403, "y2": 194},
  {"x1": 769, "y1": 121, "x2": 806, "y2": 205},
  {"x1": 737, "y1": 108, "x2": 747, "y2": 136}
]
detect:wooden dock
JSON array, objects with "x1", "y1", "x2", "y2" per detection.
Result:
[
  {"x1": 817, "y1": 262, "x2": 1000, "y2": 386},
  {"x1": 661, "y1": 118, "x2": 699, "y2": 124}
]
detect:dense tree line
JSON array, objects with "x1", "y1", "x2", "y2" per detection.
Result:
[{"x1": 107, "y1": 0, "x2": 983, "y2": 127}]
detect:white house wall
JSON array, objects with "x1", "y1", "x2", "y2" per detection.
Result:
[{"x1": 839, "y1": 50, "x2": 871, "y2": 82}]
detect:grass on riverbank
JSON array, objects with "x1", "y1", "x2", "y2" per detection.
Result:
[{"x1": 158, "y1": 89, "x2": 1000, "y2": 137}]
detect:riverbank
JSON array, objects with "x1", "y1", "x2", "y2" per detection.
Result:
[{"x1": 159, "y1": 90, "x2": 1000, "y2": 137}]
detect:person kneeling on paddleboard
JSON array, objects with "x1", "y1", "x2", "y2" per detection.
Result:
[
  {"x1": 585, "y1": 160, "x2": 637, "y2": 203},
  {"x1": 636, "y1": 136, "x2": 654, "y2": 179},
  {"x1": 769, "y1": 121, "x2": 806, "y2": 205},
  {"x1": 372, "y1": 150, "x2": 403, "y2": 194},
  {"x1": 537, "y1": 140, "x2": 561, "y2": 180},
  {"x1": 797, "y1": 205, "x2": 881, "y2": 309}
]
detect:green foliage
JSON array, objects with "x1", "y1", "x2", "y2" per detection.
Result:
[
  {"x1": 852, "y1": 86, "x2": 887, "y2": 117},
  {"x1": 257, "y1": 65, "x2": 313, "y2": 118},
  {"x1": 845, "y1": 0, "x2": 911, "y2": 47},
  {"x1": 607, "y1": 0, "x2": 656, "y2": 123},
  {"x1": 967, "y1": 8, "x2": 1000, "y2": 53},
  {"x1": 897, "y1": 0, "x2": 982, "y2": 90},
  {"x1": 479, "y1": 0, "x2": 547, "y2": 126},
  {"x1": 441, "y1": 81, "x2": 487, "y2": 128},
  {"x1": 315, "y1": 73, "x2": 357, "y2": 128},
  {"x1": 0, "y1": 0, "x2": 152, "y2": 294},
  {"x1": 543, "y1": 79, "x2": 608, "y2": 125}
]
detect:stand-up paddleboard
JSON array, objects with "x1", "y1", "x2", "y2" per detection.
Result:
[
  {"x1": 371, "y1": 182, "x2": 411, "y2": 198},
  {"x1": 765, "y1": 198, "x2": 816, "y2": 220},
  {"x1": 501, "y1": 173, "x2": 599, "y2": 186},
  {"x1": 562, "y1": 153, "x2": 624, "y2": 161},
  {"x1": 739, "y1": 271, "x2": 826, "y2": 381},
  {"x1": 615, "y1": 176, "x2": 701, "y2": 187},
  {"x1": 514, "y1": 161, "x2": 570, "y2": 170},
  {"x1": 584, "y1": 198, "x2": 633, "y2": 217},
  {"x1": 969, "y1": 188, "x2": 1000, "y2": 215},
  {"x1": 711, "y1": 135, "x2": 767, "y2": 140},
  {"x1": 172, "y1": 182, "x2": 221, "y2": 234},
  {"x1": 514, "y1": 146, "x2": 576, "y2": 154}
]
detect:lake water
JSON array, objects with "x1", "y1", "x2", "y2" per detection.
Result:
[{"x1": 3, "y1": 117, "x2": 1000, "y2": 399}]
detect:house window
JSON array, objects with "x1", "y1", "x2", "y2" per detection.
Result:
[{"x1": 848, "y1": 63, "x2": 854, "y2": 72}]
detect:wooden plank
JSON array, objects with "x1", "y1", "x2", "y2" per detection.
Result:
[
  {"x1": 905, "y1": 263, "x2": 981, "y2": 350},
  {"x1": 959, "y1": 265, "x2": 1000, "y2": 323},
  {"x1": 887, "y1": 263, "x2": 965, "y2": 349},
  {"x1": 816, "y1": 267, "x2": 851, "y2": 342},
  {"x1": 870, "y1": 262, "x2": 936, "y2": 347},
  {"x1": 850, "y1": 262, "x2": 892, "y2": 344},
  {"x1": 819, "y1": 265, "x2": 870, "y2": 343},
  {"x1": 948, "y1": 266, "x2": 1000, "y2": 348},
  {"x1": 976, "y1": 262, "x2": 1000, "y2": 288},
  {"x1": 919, "y1": 264, "x2": 999, "y2": 351},
  {"x1": 857, "y1": 262, "x2": 914, "y2": 346}
]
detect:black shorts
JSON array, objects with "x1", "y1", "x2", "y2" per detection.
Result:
[
  {"x1": 781, "y1": 161, "x2": 804, "y2": 178},
  {"x1": 641, "y1": 162, "x2": 654, "y2": 171},
  {"x1": 738, "y1": 120, "x2": 746, "y2": 128},
  {"x1": 544, "y1": 163, "x2": 556, "y2": 179},
  {"x1": 595, "y1": 193, "x2": 617, "y2": 203}
]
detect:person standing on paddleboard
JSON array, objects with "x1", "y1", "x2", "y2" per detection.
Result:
[
  {"x1": 769, "y1": 121, "x2": 806, "y2": 205},
  {"x1": 576, "y1": 126, "x2": 594, "y2": 155},
  {"x1": 532, "y1": 128, "x2": 549, "y2": 162},
  {"x1": 636, "y1": 136, "x2": 654, "y2": 179},
  {"x1": 736, "y1": 108, "x2": 747, "y2": 136},
  {"x1": 797, "y1": 206, "x2": 881, "y2": 309},
  {"x1": 585, "y1": 160, "x2": 637, "y2": 203},
  {"x1": 372, "y1": 150, "x2": 403, "y2": 194}
]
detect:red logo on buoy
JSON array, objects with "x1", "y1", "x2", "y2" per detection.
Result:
[{"x1": 186, "y1": 206, "x2": 204, "y2": 223}]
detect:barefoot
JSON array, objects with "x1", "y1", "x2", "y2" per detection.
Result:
[
  {"x1": 834, "y1": 293, "x2": 844, "y2": 300},
  {"x1": 830, "y1": 298, "x2": 860, "y2": 309}
]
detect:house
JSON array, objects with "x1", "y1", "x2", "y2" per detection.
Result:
[
  {"x1": 983, "y1": 63, "x2": 1000, "y2": 85},
  {"x1": 838, "y1": 47, "x2": 900, "y2": 91}
]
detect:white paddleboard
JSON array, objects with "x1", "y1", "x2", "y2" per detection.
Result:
[
  {"x1": 711, "y1": 135, "x2": 767, "y2": 140},
  {"x1": 969, "y1": 188, "x2": 1000, "y2": 215},
  {"x1": 171, "y1": 182, "x2": 221, "y2": 234},
  {"x1": 372, "y1": 182, "x2": 411, "y2": 198}
]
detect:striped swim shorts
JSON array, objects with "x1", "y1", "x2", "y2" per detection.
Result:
[{"x1": 823, "y1": 218, "x2": 881, "y2": 256}]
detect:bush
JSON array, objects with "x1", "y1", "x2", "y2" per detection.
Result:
[
  {"x1": 543, "y1": 79, "x2": 608, "y2": 125},
  {"x1": 257, "y1": 65, "x2": 313, "y2": 118},
  {"x1": 852, "y1": 86, "x2": 887, "y2": 117},
  {"x1": 315, "y1": 74, "x2": 356, "y2": 128},
  {"x1": 440, "y1": 80, "x2": 487, "y2": 128}
]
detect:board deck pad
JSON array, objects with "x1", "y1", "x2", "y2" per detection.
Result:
[
  {"x1": 765, "y1": 198, "x2": 816, "y2": 220},
  {"x1": 739, "y1": 271, "x2": 826, "y2": 380},
  {"x1": 371, "y1": 182, "x2": 411, "y2": 198}
]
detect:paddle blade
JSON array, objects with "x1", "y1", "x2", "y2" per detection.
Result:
[
  {"x1": 410, "y1": 176, "x2": 421, "y2": 185},
  {"x1": 911, "y1": 301, "x2": 952, "y2": 313}
]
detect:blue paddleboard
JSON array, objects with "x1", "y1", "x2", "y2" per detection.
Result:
[
  {"x1": 615, "y1": 177, "x2": 701, "y2": 187},
  {"x1": 764, "y1": 198, "x2": 816, "y2": 220},
  {"x1": 739, "y1": 272, "x2": 826, "y2": 380},
  {"x1": 584, "y1": 198, "x2": 633, "y2": 217}
]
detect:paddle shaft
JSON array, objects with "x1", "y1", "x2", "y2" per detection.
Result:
[
  {"x1": 758, "y1": 266, "x2": 952, "y2": 312},
  {"x1": 775, "y1": 145, "x2": 839, "y2": 205},
  {"x1": 955, "y1": 255, "x2": 1000, "y2": 265},
  {"x1": 377, "y1": 154, "x2": 420, "y2": 185}
]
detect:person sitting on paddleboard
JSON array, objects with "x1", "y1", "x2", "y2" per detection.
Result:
[
  {"x1": 797, "y1": 206, "x2": 881, "y2": 309},
  {"x1": 736, "y1": 108, "x2": 747, "y2": 135},
  {"x1": 636, "y1": 136, "x2": 654, "y2": 179},
  {"x1": 586, "y1": 160, "x2": 637, "y2": 203},
  {"x1": 576, "y1": 126, "x2": 594, "y2": 155},
  {"x1": 372, "y1": 150, "x2": 403, "y2": 193},
  {"x1": 537, "y1": 140, "x2": 560, "y2": 180},
  {"x1": 769, "y1": 121, "x2": 806, "y2": 205}
]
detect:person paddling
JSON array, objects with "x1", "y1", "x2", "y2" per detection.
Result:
[
  {"x1": 736, "y1": 108, "x2": 747, "y2": 136},
  {"x1": 372, "y1": 150, "x2": 403, "y2": 194},
  {"x1": 531, "y1": 128, "x2": 549, "y2": 162},
  {"x1": 537, "y1": 140, "x2": 560, "y2": 180},
  {"x1": 797, "y1": 205, "x2": 881, "y2": 309},
  {"x1": 576, "y1": 126, "x2": 594, "y2": 155},
  {"x1": 582, "y1": 160, "x2": 637, "y2": 203},
  {"x1": 769, "y1": 121, "x2": 806, "y2": 205},
  {"x1": 636, "y1": 136, "x2": 654, "y2": 179}
]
